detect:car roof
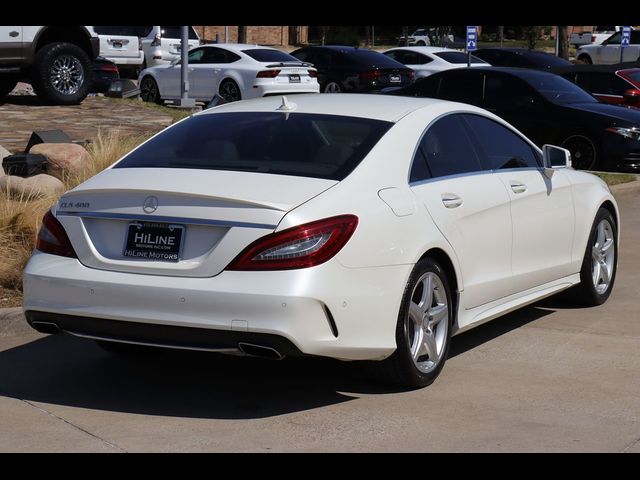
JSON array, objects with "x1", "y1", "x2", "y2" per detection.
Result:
[
  {"x1": 431, "y1": 66, "x2": 564, "y2": 79},
  {"x1": 202, "y1": 43, "x2": 279, "y2": 52},
  {"x1": 385, "y1": 46, "x2": 459, "y2": 54},
  {"x1": 551, "y1": 63, "x2": 640, "y2": 75},
  {"x1": 301, "y1": 45, "x2": 374, "y2": 52},
  {"x1": 197, "y1": 93, "x2": 479, "y2": 123}
]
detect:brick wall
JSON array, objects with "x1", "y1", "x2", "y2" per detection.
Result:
[{"x1": 194, "y1": 26, "x2": 308, "y2": 46}]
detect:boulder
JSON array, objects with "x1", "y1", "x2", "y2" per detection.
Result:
[
  {"x1": 29, "y1": 143, "x2": 92, "y2": 181},
  {"x1": 0, "y1": 174, "x2": 65, "y2": 199},
  {"x1": 0, "y1": 145, "x2": 11, "y2": 178}
]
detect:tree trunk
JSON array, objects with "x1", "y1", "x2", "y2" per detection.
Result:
[
  {"x1": 238, "y1": 26, "x2": 247, "y2": 44},
  {"x1": 557, "y1": 26, "x2": 570, "y2": 60}
]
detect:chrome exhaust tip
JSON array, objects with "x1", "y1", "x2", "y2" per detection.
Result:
[{"x1": 237, "y1": 342, "x2": 285, "y2": 360}]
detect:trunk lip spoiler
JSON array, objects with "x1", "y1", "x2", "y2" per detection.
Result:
[
  {"x1": 264, "y1": 61, "x2": 315, "y2": 68},
  {"x1": 56, "y1": 210, "x2": 277, "y2": 230}
]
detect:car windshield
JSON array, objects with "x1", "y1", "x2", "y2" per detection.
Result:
[
  {"x1": 242, "y1": 49, "x2": 301, "y2": 63},
  {"x1": 114, "y1": 112, "x2": 393, "y2": 181},
  {"x1": 434, "y1": 52, "x2": 487, "y2": 64},
  {"x1": 520, "y1": 71, "x2": 598, "y2": 104}
]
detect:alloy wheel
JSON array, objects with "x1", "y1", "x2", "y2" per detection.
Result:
[
  {"x1": 49, "y1": 55, "x2": 84, "y2": 95},
  {"x1": 562, "y1": 135, "x2": 597, "y2": 170},
  {"x1": 591, "y1": 218, "x2": 615, "y2": 294},
  {"x1": 405, "y1": 272, "x2": 449, "y2": 374}
]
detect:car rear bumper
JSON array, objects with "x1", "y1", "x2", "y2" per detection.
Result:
[
  {"x1": 103, "y1": 52, "x2": 144, "y2": 66},
  {"x1": 23, "y1": 251, "x2": 411, "y2": 360}
]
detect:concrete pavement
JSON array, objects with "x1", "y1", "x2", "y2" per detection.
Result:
[{"x1": 0, "y1": 182, "x2": 638, "y2": 452}]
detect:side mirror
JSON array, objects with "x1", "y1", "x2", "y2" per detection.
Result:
[
  {"x1": 623, "y1": 88, "x2": 640, "y2": 105},
  {"x1": 205, "y1": 94, "x2": 229, "y2": 110},
  {"x1": 542, "y1": 144, "x2": 571, "y2": 177}
]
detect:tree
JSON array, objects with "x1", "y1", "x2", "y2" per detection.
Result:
[
  {"x1": 523, "y1": 26, "x2": 545, "y2": 50},
  {"x1": 557, "y1": 26, "x2": 570, "y2": 59},
  {"x1": 320, "y1": 26, "x2": 331, "y2": 46},
  {"x1": 238, "y1": 26, "x2": 247, "y2": 44}
]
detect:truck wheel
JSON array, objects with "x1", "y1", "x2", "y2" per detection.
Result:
[
  {"x1": 0, "y1": 76, "x2": 18, "y2": 99},
  {"x1": 31, "y1": 42, "x2": 91, "y2": 105},
  {"x1": 577, "y1": 54, "x2": 592, "y2": 65}
]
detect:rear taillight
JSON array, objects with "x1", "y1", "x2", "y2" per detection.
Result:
[
  {"x1": 308, "y1": 69, "x2": 318, "y2": 78},
  {"x1": 151, "y1": 34, "x2": 161, "y2": 47},
  {"x1": 36, "y1": 211, "x2": 77, "y2": 258},
  {"x1": 99, "y1": 63, "x2": 119, "y2": 74},
  {"x1": 591, "y1": 35, "x2": 596, "y2": 43},
  {"x1": 227, "y1": 215, "x2": 358, "y2": 271},
  {"x1": 359, "y1": 70, "x2": 380, "y2": 82},
  {"x1": 256, "y1": 69, "x2": 281, "y2": 78}
]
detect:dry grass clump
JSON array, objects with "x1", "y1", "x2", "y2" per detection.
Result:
[{"x1": 0, "y1": 129, "x2": 148, "y2": 293}]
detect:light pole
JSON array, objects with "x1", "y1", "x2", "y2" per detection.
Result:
[{"x1": 178, "y1": 26, "x2": 195, "y2": 108}]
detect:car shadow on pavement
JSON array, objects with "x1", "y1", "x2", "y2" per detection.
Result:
[
  {"x1": 0, "y1": 302, "x2": 558, "y2": 420},
  {"x1": 449, "y1": 303, "x2": 555, "y2": 358}
]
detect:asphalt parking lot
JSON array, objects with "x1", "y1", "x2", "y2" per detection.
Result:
[{"x1": 0, "y1": 181, "x2": 638, "y2": 453}]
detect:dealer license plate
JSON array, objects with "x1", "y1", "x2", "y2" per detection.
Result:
[
  {"x1": 389, "y1": 74, "x2": 402, "y2": 83},
  {"x1": 123, "y1": 222, "x2": 184, "y2": 262},
  {"x1": 289, "y1": 74, "x2": 301, "y2": 83}
]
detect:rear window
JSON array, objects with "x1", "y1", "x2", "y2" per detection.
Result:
[
  {"x1": 350, "y1": 50, "x2": 407, "y2": 68},
  {"x1": 94, "y1": 26, "x2": 149, "y2": 37},
  {"x1": 434, "y1": 52, "x2": 487, "y2": 64},
  {"x1": 160, "y1": 26, "x2": 199, "y2": 40},
  {"x1": 625, "y1": 71, "x2": 640, "y2": 83},
  {"x1": 242, "y1": 49, "x2": 300, "y2": 63},
  {"x1": 114, "y1": 112, "x2": 393, "y2": 181}
]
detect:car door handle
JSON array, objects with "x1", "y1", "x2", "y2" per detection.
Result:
[
  {"x1": 441, "y1": 193, "x2": 463, "y2": 208},
  {"x1": 9, "y1": 31, "x2": 19, "y2": 37},
  {"x1": 510, "y1": 181, "x2": 527, "y2": 194}
]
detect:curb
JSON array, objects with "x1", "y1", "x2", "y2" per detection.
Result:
[{"x1": 0, "y1": 307, "x2": 30, "y2": 337}]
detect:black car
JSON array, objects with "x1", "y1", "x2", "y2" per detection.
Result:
[
  {"x1": 91, "y1": 57, "x2": 120, "y2": 94},
  {"x1": 290, "y1": 45, "x2": 414, "y2": 93},
  {"x1": 473, "y1": 48, "x2": 574, "y2": 71},
  {"x1": 389, "y1": 67, "x2": 640, "y2": 172}
]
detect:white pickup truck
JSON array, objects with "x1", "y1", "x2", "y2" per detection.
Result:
[
  {"x1": 0, "y1": 26, "x2": 99, "y2": 104},
  {"x1": 570, "y1": 26, "x2": 630, "y2": 47}
]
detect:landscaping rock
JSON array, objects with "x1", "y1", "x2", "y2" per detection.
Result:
[
  {"x1": 0, "y1": 174, "x2": 64, "y2": 199},
  {"x1": 0, "y1": 145, "x2": 11, "y2": 178},
  {"x1": 29, "y1": 143, "x2": 92, "y2": 181}
]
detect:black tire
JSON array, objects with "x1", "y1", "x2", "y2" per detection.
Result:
[
  {"x1": 219, "y1": 79, "x2": 241, "y2": 102},
  {"x1": 95, "y1": 340, "x2": 160, "y2": 356},
  {"x1": 0, "y1": 76, "x2": 18, "y2": 99},
  {"x1": 31, "y1": 42, "x2": 91, "y2": 105},
  {"x1": 371, "y1": 258, "x2": 453, "y2": 388},
  {"x1": 139, "y1": 75, "x2": 163, "y2": 105},
  {"x1": 572, "y1": 207, "x2": 618, "y2": 306},
  {"x1": 322, "y1": 80, "x2": 342, "y2": 93},
  {"x1": 561, "y1": 134, "x2": 600, "y2": 170},
  {"x1": 577, "y1": 54, "x2": 593, "y2": 65},
  {"x1": 417, "y1": 41, "x2": 427, "y2": 46}
]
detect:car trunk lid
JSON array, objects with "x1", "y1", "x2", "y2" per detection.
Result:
[{"x1": 55, "y1": 168, "x2": 337, "y2": 277}]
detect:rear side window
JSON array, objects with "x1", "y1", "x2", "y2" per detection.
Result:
[
  {"x1": 461, "y1": 114, "x2": 540, "y2": 169},
  {"x1": 350, "y1": 50, "x2": 407, "y2": 68},
  {"x1": 114, "y1": 112, "x2": 393, "y2": 181},
  {"x1": 437, "y1": 71, "x2": 484, "y2": 105},
  {"x1": 242, "y1": 49, "x2": 300, "y2": 63},
  {"x1": 418, "y1": 114, "x2": 482, "y2": 178},
  {"x1": 386, "y1": 50, "x2": 433, "y2": 65},
  {"x1": 160, "y1": 26, "x2": 198, "y2": 40}
]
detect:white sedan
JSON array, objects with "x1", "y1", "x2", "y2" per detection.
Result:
[
  {"x1": 383, "y1": 46, "x2": 490, "y2": 79},
  {"x1": 138, "y1": 43, "x2": 319, "y2": 104},
  {"x1": 23, "y1": 94, "x2": 619, "y2": 388}
]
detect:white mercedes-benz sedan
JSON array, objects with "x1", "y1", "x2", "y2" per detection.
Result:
[
  {"x1": 138, "y1": 43, "x2": 319, "y2": 104},
  {"x1": 23, "y1": 94, "x2": 619, "y2": 388}
]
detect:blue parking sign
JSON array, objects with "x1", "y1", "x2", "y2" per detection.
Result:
[
  {"x1": 621, "y1": 26, "x2": 631, "y2": 47},
  {"x1": 466, "y1": 26, "x2": 477, "y2": 51}
]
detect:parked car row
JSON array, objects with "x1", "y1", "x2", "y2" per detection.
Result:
[{"x1": 92, "y1": 26, "x2": 201, "y2": 76}]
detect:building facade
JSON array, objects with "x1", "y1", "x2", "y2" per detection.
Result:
[{"x1": 194, "y1": 26, "x2": 308, "y2": 46}]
